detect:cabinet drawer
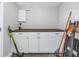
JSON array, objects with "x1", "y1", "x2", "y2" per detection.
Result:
[
  {"x1": 13, "y1": 32, "x2": 29, "y2": 37},
  {"x1": 39, "y1": 32, "x2": 63, "y2": 39},
  {"x1": 15, "y1": 36, "x2": 27, "y2": 40},
  {"x1": 39, "y1": 32, "x2": 53, "y2": 39},
  {"x1": 50, "y1": 32, "x2": 63, "y2": 35},
  {"x1": 39, "y1": 32, "x2": 49, "y2": 36},
  {"x1": 13, "y1": 32, "x2": 39, "y2": 39},
  {"x1": 28, "y1": 32, "x2": 38, "y2": 39}
]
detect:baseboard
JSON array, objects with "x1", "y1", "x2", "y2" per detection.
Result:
[{"x1": 7, "y1": 52, "x2": 12, "y2": 57}]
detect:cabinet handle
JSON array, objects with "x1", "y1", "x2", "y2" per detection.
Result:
[
  {"x1": 37, "y1": 37, "x2": 40, "y2": 39},
  {"x1": 18, "y1": 33, "x2": 23, "y2": 35},
  {"x1": 55, "y1": 33, "x2": 59, "y2": 35},
  {"x1": 37, "y1": 33, "x2": 40, "y2": 35}
]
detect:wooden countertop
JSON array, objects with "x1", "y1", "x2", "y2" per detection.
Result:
[{"x1": 12, "y1": 29, "x2": 64, "y2": 32}]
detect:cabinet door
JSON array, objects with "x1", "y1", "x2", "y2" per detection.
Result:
[
  {"x1": 48, "y1": 38, "x2": 58, "y2": 53},
  {"x1": 0, "y1": 32, "x2": 2, "y2": 56},
  {"x1": 13, "y1": 32, "x2": 29, "y2": 53},
  {"x1": 48, "y1": 32, "x2": 63, "y2": 53},
  {"x1": 15, "y1": 37, "x2": 28, "y2": 53},
  {"x1": 39, "y1": 33, "x2": 49, "y2": 53},
  {"x1": 28, "y1": 39, "x2": 39, "y2": 53},
  {"x1": 39, "y1": 39, "x2": 49, "y2": 53}
]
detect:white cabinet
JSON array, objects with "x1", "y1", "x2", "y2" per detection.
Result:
[
  {"x1": 48, "y1": 32, "x2": 63, "y2": 53},
  {"x1": 39, "y1": 39, "x2": 49, "y2": 53},
  {"x1": 39, "y1": 32, "x2": 51, "y2": 53},
  {"x1": 28, "y1": 39, "x2": 39, "y2": 53},
  {"x1": 13, "y1": 32, "x2": 28, "y2": 53},
  {"x1": 28, "y1": 33, "x2": 39, "y2": 53},
  {"x1": 13, "y1": 32, "x2": 63, "y2": 53},
  {"x1": 48, "y1": 32, "x2": 56, "y2": 53},
  {"x1": 0, "y1": 32, "x2": 2, "y2": 56},
  {"x1": 48, "y1": 39, "x2": 55, "y2": 53},
  {"x1": 16, "y1": 37, "x2": 28, "y2": 53}
]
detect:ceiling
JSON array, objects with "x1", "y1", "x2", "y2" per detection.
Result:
[{"x1": 16, "y1": 2, "x2": 61, "y2": 8}]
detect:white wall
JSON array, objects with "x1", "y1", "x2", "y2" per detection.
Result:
[
  {"x1": 0, "y1": 3, "x2": 2, "y2": 57},
  {"x1": 3, "y1": 2, "x2": 18, "y2": 57},
  {"x1": 58, "y1": 2, "x2": 79, "y2": 29},
  {"x1": 0, "y1": 2, "x2": 4, "y2": 57},
  {"x1": 19, "y1": 7, "x2": 58, "y2": 29}
]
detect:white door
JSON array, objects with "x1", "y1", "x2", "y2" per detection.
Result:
[
  {"x1": 28, "y1": 39, "x2": 39, "y2": 53},
  {"x1": 48, "y1": 38, "x2": 59, "y2": 53},
  {"x1": 28, "y1": 32, "x2": 39, "y2": 53},
  {"x1": 0, "y1": 32, "x2": 2, "y2": 56},
  {"x1": 13, "y1": 32, "x2": 29, "y2": 53},
  {"x1": 0, "y1": 3, "x2": 3, "y2": 57},
  {"x1": 39, "y1": 33, "x2": 49, "y2": 53},
  {"x1": 48, "y1": 32, "x2": 63, "y2": 53},
  {"x1": 39, "y1": 39, "x2": 49, "y2": 53},
  {"x1": 15, "y1": 36, "x2": 28, "y2": 53},
  {"x1": 48, "y1": 32, "x2": 58, "y2": 53},
  {"x1": 39, "y1": 32, "x2": 49, "y2": 53}
]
